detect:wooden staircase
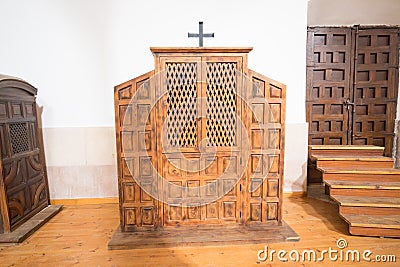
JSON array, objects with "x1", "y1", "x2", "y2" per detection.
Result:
[{"x1": 309, "y1": 145, "x2": 400, "y2": 238}]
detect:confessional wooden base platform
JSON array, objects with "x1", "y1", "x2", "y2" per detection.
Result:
[
  {"x1": 0, "y1": 205, "x2": 62, "y2": 244},
  {"x1": 108, "y1": 221, "x2": 299, "y2": 250}
]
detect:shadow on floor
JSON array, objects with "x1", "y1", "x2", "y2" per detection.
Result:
[{"x1": 285, "y1": 188, "x2": 350, "y2": 236}]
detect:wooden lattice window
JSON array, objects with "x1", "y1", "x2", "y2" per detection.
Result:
[
  {"x1": 166, "y1": 62, "x2": 198, "y2": 147},
  {"x1": 9, "y1": 123, "x2": 29, "y2": 154},
  {"x1": 206, "y1": 62, "x2": 237, "y2": 147}
]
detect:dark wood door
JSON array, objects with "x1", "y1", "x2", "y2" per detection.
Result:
[
  {"x1": 307, "y1": 26, "x2": 399, "y2": 156},
  {"x1": 352, "y1": 28, "x2": 399, "y2": 154},
  {"x1": 307, "y1": 27, "x2": 353, "y2": 146}
]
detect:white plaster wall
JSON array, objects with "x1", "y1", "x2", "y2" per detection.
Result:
[
  {"x1": 308, "y1": 0, "x2": 400, "y2": 26},
  {"x1": 0, "y1": 1, "x2": 112, "y2": 127},
  {"x1": 0, "y1": 0, "x2": 309, "y2": 198}
]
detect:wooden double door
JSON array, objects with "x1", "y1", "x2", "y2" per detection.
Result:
[
  {"x1": 306, "y1": 27, "x2": 399, "y2": 156},
  {"x1": 159, "y1": 56, "x2": 244, "y2": 225}
]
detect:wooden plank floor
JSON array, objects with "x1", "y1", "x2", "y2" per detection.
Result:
[{"x1": 1, "y1": 196, "x2": 399, "y2": 266}]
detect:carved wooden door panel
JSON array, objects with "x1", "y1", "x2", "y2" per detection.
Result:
[
  {"x1": 160, "y1": 56, "x2": 243, "y2": 226},
  {"x1": 307, "y1": 26, "x2": 399, "y2": 156},
  {"x1": 202, "y1": 57, "x2": 243, "y2": 224},
  {"x1": 306, "y1": 27, "x2": 353, "y2": 146},
  {"x1": 0, "y1": 88, "x2": 49, "y2": 232},
  {"x1": 160, "y1": 57, "x2": 202, "y2": 225},
  {"x1": 352, "y1": 28, "x2": 399, "y2": 155},
  {"x1": 115, "y1": 71, "x2": 159, "y2": 231}
]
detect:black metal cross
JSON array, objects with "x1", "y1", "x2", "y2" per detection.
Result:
[{"x1": 188, "y1": 21, "x2": 214, "y2": 47}]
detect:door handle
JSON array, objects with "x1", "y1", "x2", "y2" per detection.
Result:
[
  {"x1": 343, "y1": 98, "x2": 354, "y2": 110},
  {"x1": 343, "y1": 98, "x2": 355, "y2": 106}
]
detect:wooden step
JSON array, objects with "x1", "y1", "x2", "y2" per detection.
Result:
[
  {"x1": 341, "y1": 214, "x2": 400, "y2": 238},
  {"x1": 324, "y1": 180, "x2": 400, "y2": 197},
  {"x1": 314, "y1": 156, "x2": 394, "y2": 169},
  {"x1": 307, "y1": 145, "x2": 385, "y2": 185},
  {"x1": 331, "y1": 195, "x2": 400, "y2": 216},
  {"x1": 309, "y1": 145, "x2": 385, "y2": 157},
  {"x1": 318, "y1": 167, "x2": 400, "y2": 182}
]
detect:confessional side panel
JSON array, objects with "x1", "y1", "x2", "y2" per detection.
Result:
[
  {"x1": 245, "y1": 70, "x2": 286, "y2": 224},
  {"x1": 115, "y1": 71, "x2": 160, "y2": 231}
]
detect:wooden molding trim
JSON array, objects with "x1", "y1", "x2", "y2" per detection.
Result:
[
  {"x1": 50, "y1": 197, "x2": 118, "y2": 205},
  {"x1": 309, "y1": 145, "x2": 385, "y2": 150},
  {"x1": 283, "y1": 191, "x2": 306, "y2": 198},
  {"x1": 150, "y1": 47, "x2": 253, "y2": 53},
  {"x1": 50, "y1": 194, "x2": 306, "y2": 205}
]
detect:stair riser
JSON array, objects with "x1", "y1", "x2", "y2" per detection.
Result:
[
  {"x1": 349, "y1": 226, "x2": 400, "y2": 238},
  {"x1": 328, "y1": 187, "x2": 400, "y2": 197},
  {"x1": 340, "y1": 205, "x2": 400, "y2": 216},
  {"x1": 307, "y1": 165, "x2": 323, "y2": 184},
  {"x1": 311, "y1": 149, "x2": 384, "y2": 157},
  {"x1": 323, "y1": 173, "x2": 400, "y2": 182},
  {"x1": 317, "y1": 161, "x2": 394, "y2": 169}
]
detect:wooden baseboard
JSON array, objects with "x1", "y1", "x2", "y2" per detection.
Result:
[
  {"x1": 50, "y1": 197, "x2": 118, "y2": 205},
  {"x1": 50, "y1": 193, "x2": 306, "y2": 206},
  {"x1": 283, "y1": 191, "x2": 306, "y2": 198}
]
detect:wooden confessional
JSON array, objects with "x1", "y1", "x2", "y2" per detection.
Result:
[
  {"x1": 113, "y1": 47, "x2": 286, "y2": 232},
  {"x1": 0, "y1": 75, "x2": 50, "y2": 234}
]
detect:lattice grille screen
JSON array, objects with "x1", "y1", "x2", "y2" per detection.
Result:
[
  {"x1": 206, "y1": 62, "x2": 237, "y2": 147},
  {"x1": 166, "y1": 63, "x2": 198, "y2": 147},
  {"x1": 9, "y1": 123, "x2": 29, "y2": 154}
]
